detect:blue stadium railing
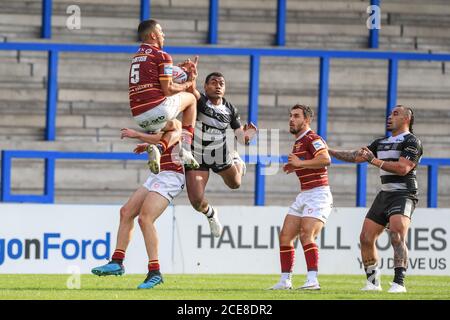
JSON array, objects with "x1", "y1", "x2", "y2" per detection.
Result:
[
  {"x1": 2, "y1": 42, "x2": 450, "y2": 141},
  {"x1": 1, "y1": 42, "x2": 450, "y2": 206},
  {"x1": 1, "y1": 150, "x2": 449, "y2": 208},
  {"x1": 40, "y1": 0, "x2": 379, "y2": 47}
]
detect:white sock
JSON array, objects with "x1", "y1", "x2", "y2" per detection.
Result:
[
  {"x1": 307, "y1": 271, "x2": 318, "y2": 282},
  {"x1": 365, "y1": 263, "x2": 381, "y2": 286},
  {"x1": 203, "y1": 205, "x2": 214, "y2": 218},
  {"x1": 280, "y1": 272, "x2": 292, "y2": 282}
]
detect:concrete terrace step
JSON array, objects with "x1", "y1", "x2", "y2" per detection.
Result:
[
  {"x1": 4, "y1": 53, "x2": 448, "y2": 88},
  {"x1": 1, "y1": 0, "x2": 450, "y2": 51}
]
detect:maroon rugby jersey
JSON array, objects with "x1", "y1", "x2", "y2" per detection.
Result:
[
  {"x1": 129, "y1": 43, "x2": 173, "y2": 117},
  {"x1": 160, "y1": 143, "x2": 183, "y2": 174},
  {"x1": 292, "y1": 129, "x2": 329, "y2": 191}
]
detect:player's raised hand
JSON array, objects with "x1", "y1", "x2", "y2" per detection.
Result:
[
  {"x1": 243, "y1": 122, "x2": 258, "y2": 145},
  {"x1": 134, "y1": 143, "x2": 150, "y2": 154},
  {"x1": 178, "y1": 56, "x2": 198, "y2": 73},
  {"x1": 177, "y1": 59, "x2": 190, "y2": 71},
  {"x1": 121, "y1": 128, "x2": 140, "y2": 139},
  {"x1": 188, "y1": 56, "x2": 199, "y2": 82}
]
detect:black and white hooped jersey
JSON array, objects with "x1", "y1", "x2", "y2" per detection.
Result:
[
  {"x1": 194, "y1": 93, "x2": 242, "y2": 150},
  {"x1": 367, "y1": 132, "x2": 423, "y2": 193}
]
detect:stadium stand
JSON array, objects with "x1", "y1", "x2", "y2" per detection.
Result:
[{"x1": 0, "y1": 0, "x2": 449, "y2": 207}]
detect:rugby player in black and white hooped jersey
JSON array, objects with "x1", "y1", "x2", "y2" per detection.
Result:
[
  {"x1": 329, "y1": 105, "x2": 423, "y2": 293},
  {"x1": 180, "y1": 58, "x2": 257, "y2": 237}
]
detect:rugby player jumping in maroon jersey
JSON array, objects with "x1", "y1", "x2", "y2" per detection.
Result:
[{"x1": 128, "y1": 19, "x2": 199, "y2": 173}]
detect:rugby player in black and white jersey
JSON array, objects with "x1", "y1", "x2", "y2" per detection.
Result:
[
  {"x1": 179, "y1": 57, "x2": 257, "y2": 237},
  {"x1": 329, "y1": 105, "x2": 423, "y2": 293}
]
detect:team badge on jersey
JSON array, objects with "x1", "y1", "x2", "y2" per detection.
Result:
[
  {"x1": 163, "y1": 64, "x2": 173, "y2": 76},
  {"x1": 405, "y1": 146, "x2": 419, "y2": 154},
  {"x1": 312, "y1": 139, "x2": 325, "y2": 151}
]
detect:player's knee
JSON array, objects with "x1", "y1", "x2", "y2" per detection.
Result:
[
  {"x1": 187, "y1": 92, "x2": 196, "y2": 105},
  {"x1": 171, "y1": 119, "x2": 182, "y2": 130},
  {"x1": 137, "y1": 214, "x2": 151, "y2": 228},
  {"x1": 279, "y1": 231, "x2": 294, "y2": 246},
  {"x1": 188, "y1": 193, "x2": 204, "y2": 211},
  {"x1": 359, "y1": 232, "x2": 375, "y2": 247},
  {"x1": 190, "y1": 199, "x2": 204, "y2": 212},
  {"x1": 119, "y1": 206, "x2": 133, "y2": 221},
  {"x1": 299, "y1": 229, "x2": 313, "y2": 244},
  {"x1": 389, "y1": 231, "x2": 404, "y2": 246},
  {"x1": 180, "y1": 92, "x2": 196, "y2": 108},
  {"x1": 226, "y1": 180, "x2": 241, "y2": 189},
  {"x1": 165, "y1": 119, "x2": 181, "y2": 131}
]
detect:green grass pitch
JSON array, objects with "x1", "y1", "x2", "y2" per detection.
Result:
[{"x1": 0, "y1": 274, "x2": 449, "y2": 300}]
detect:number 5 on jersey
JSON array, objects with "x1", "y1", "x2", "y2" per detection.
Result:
[{"x1": 130, "y1": 64, "x2": 140, "y2": 84}]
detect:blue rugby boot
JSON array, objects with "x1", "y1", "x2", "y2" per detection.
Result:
[
  {"x1": 91, "y1": 261, "x2": 125, "y2": 276},
  {"x1": 137, "y1": 271, "x2": 164, "y2": 289}
]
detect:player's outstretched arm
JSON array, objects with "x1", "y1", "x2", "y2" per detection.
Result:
[
  {"x1": 288, "y1": 150, "x2": 331, "y2": 169},
  {"x1": 121, "y1": 128, "x2": 163, "y2": 144},
  {"x1": 360, "y1": 147, "x2": 416, "y2": 176},
  {"x1": 161, "y1": 56, "x2": 199, "y2": 97},
  {"x1": 160, "y1": 77, "x2": 196, "y2": 96},
  {"x1": 181, "y1": 56, "x2": 201, "y2": 100},
  {"x1": 185, "y1": 73, "x2": 201, "y2": 100},
  {"x1": 328, "y1": 148, "x2": 366, "y2": 163}
]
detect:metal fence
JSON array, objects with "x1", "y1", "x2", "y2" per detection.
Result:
[
  {"x1": 2, "y1": 150, "x2": 449, "y2": 208},
  {"x1": 1, "y1": 1, "x2": 449, "y2": 207},
  {"x1": 39, "y1": 0, "x2": 380, "y2": 47}
]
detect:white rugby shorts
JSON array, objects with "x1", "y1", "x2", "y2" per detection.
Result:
[
  {"x1": 287, "y1": 186, "x2": 333, "y2": 223},
  {"x1": 143, "y1": 170, "x2": 185, "y2": 203},
  {"x1": 133, "y1": 94, "x2": 181, "y2": 132}
]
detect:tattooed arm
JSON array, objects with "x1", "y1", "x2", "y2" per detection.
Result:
[{"x1": 328, "y1": 148, "x2": 366, "y2": 163}]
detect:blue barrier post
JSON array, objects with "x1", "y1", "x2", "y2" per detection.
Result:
[
  {"x1": 248, "y1": 55, "x2": 260, "y2": 126},
  {"x1": 41, "y1": 0, "x2": 52, "y2": 39},
  {"x1": 44, "y1": 157, "x2": 56, "y2": 203},
  {"x1": 255, "y1": 161, "x2": 265, "y2": 206},
  {"x1": 46, "y1": 50, "x2": 59, "y2": 141},
  {"x1": 208, "y1": 0, "x2": 219, "y2": 44},
  {"x1": 140, "y1": 0, "x2": 151, "y2": 21},
  {"x1": 387, "y1": 58, "x2": 398, "y2": 114},
  {"x1": 317, "y1": 56, "x2": 330, "y2": 140},
  {"x1": 356, "y1": 162, "x2": 368, "y2": 207},
  {"x1": 1, "y1": 151, "x2": 12, "y2": 202},
  {"x1": 276, "y1": 0, "x2": 287, "y2": 46},
  {"x1": 249, "y1": 54, "x2": 261, "y2": 205},
  {"x1": 386, "y1": 58, "x2": 398, "y2": 134},
  {"x1": 368, "y1": 0, "x2": 380, "y2": 49},
  {"x1": 427, "y1": 164, "x2": 438, "y2": 208}
]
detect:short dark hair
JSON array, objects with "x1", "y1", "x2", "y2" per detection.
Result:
[
  {"x1": 205, "y1": 72, "x2": 225, "y2": 84},
  {"x1": 291, "y1": 104, "x2": 314, "y2": 120},
  {"x1": 398, "y1": 105, "x2": 415, "y2": 133},
  {"x1": 138, "y1": 19, "x2": 158, "y2": 41}
]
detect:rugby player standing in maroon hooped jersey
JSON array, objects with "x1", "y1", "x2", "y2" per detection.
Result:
[{"x1": 269, "y1": 104, "x2": 333, "y2": 291}]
